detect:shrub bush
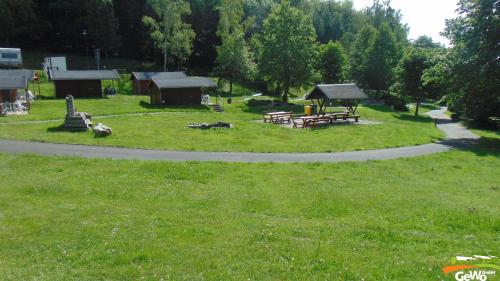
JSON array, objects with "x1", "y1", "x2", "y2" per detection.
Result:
[{"x1": 246, "y1": 99, "x2": 273, "y2": 107}]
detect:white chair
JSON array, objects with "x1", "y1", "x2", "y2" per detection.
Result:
[
  {"x1": 1, "y1": 102, "x2": 12, "y2": 115},
  {"x1": 17, "y1": 91, "x2": 35, "y2": 103},
  {"x1": 13, "y1": 101, "x2": 27, "y2": 113},
  {"x1": 201, "y1": 94, "x2": 212, "y2": 105}
]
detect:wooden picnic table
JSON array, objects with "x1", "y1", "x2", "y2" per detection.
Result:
[
  {"x1": 327, "y1": 111, "x2": 360, "y2": 122},
  {"x1": 263, "y1": 111, "x2": 293, "y2": 124},
  {"x1": 293, "y1": 112, "x2": 361, "y2": 128},
  {"x1": 295, "y1": 115, "x2": 331, "y2": 128}
]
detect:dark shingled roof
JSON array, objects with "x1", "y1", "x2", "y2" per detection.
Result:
[
  {"x1": 51, "y1": 70, "x2": 120, "y2": 81},
  {"x1": 152, "y1": 77, "x2": 217, "y2": 89},
  {"x1": 0, "y1": 76, "x2": 28, "y2": 90},
  {"x1": 0, "y1": 69, "x2": 35, "y2": 80},
  {"x1": 0, "y1": 69, "x2": 34, "y2": 89},
  {"x1": 304, "y1": 84, "x2": 367, "y2": 100},
  {"x1": 131, "y1": 71, "x2": 188, "y2": 81}
]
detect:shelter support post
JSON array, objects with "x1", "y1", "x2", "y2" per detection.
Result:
[{"x1": 346, "y1": 104, "x2": 358, "y2": 115}]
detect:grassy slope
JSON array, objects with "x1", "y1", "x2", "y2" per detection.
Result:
[
  {"x1": 0, "y1": 95, "x2": 210, "y2": 123},
  {"x1": 0, "y1": 92, "x2": 444, "y2": 152},
  {"x1": 2, "y1": 73, "x2": 444, "y2": 153},
  {"x1": 0, "y1": 146, "x2": 498, "y2": 280}
]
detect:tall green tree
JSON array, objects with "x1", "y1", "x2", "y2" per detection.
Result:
[
  {"x1": 392, "y1": 38, "x2": 446, "y2": 116},
  {"x1": 349, "y1": 24, "x2": 377, "y2": 86},
  {"x1": 413, "y1": 35, "x2": 442, "y2": 49},
  {"x1": 364, "y1": 0, "x2": 408, "y2": 45},
  {"x1": 215, "y1": 0, "x2": 253, "y2": 94},
  {"x1": 113, "y1": 0, "x2": 148, "y2": 59},
  {"x1": 187, "y1": 0, "x2": 219, "y2": 68},
  {"x1": 311, "y1": 0, "x2": 364, "y2": 45},
  {"x1": 243, "y1": 0, "x2": 276, "y2": 37},
  {"x1": 142, "y1": 0, "x2": 195, "y2": 71},
  {"x1": 363, "y1": 23, "x2": 399, "y2": 94},
  {"x1": 0, "y1": 0, "x2": 42, "y2": 46},
  {"x1": 391, "y1": 47, "x2": 430, "y2": 116},
  {"x1": 444, "y1": 0, "x2": 500, "y2": 123},
  {"x1": 317, "y1": 41, "x2": 347, "y2": 83},
  {"x1": 257, "y1": 0, "x2": 317, "y2": 102},
  {"x1": 85, "y1": 0, "x2": 121, "y2": 61}
]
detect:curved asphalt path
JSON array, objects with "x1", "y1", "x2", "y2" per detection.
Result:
[{"x1": 0, "y1": 108, "x2": 480, "y2": 163}]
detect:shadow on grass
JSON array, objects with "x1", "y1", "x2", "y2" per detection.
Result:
[
  {"x1": 439, "y1": 137, "x2": 500, "y2": 158},
  {"x1": 362, "y1": 104, "x2": 398, "y2": 113},
  {"x1": 393, "y1": 113, "x2": 434, "y2": 123},
  {"x1": 242, "y1": 104, "x2": 305, "y2": 116},
  {"x1": 139, "y1": 100, "x2": 210, "y2": 111},
  {"x1": 47, "y1": 124, "x2": 89, "y2": 133},
  {"x1": 36, "y1": 95, "x2": 59, "y2": 101}
]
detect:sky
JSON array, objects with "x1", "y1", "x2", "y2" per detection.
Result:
[{"x1": 352, "y1": 0, "x2": 459, "y2": 46}]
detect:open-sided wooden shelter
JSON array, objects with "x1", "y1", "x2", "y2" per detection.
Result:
[
  {"x1": 51, "y1": 70, "x2": 120, "y2": 98},
  {"x1": 130, "y1": 72, "x2": 188, "y2": 95},
  {"x1": 149, "y1": 76, "x2": 217, "y2": 106},
  {"x1": 304, "y1": 84, "x2": 367, "y2": 115}
]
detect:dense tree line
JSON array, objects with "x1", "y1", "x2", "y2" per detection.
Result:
[
  {"x1": 0, "y1": 0, "x2": 497, "y2": 123},
  {"x1": 0, "y1": 0, "x2": 406, "y2": 68}
]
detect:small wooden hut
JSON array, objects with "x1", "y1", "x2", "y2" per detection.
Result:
[
  {"x1": 130, "y1": 72, "x2": 188, "y2": 95},
  {"x1": 149, "y1": 76, "x2": 217, "y2": 106},
  {"x1": 51, "y1": 70, "x2": 120, "y2": 98},
  {"x1": 0, "y1": 69, "x2": 34, "y2": 103},
  {"x1": 304, "y1": 84, "x2": 368, "y2": 115}
]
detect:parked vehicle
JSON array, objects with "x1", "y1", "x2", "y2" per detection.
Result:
[{"x1": 0, "y1": 48, "x2": 23, "y2": 68}]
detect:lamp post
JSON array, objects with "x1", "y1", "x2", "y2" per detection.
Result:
[{"x1": 82, "y1": 28, "x2": 89, "y2": 69}]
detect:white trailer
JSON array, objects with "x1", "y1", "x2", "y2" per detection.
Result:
[{"x1": 0, "y1": 48, "x2": 23, "y2": 68}]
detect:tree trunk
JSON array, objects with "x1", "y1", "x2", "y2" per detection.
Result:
[
  {"x1": 163, "y1": 52, "x2": 167, "y2": 72},
  {"x1": 283, "y1": 78, "x2": 290, "y2": 102},
  {"x1": 415, "y1": 99, "x2": 421, "y2": 117},
  {"x1": 229, "y1": 78, "x2": 233, "y2": 95}
]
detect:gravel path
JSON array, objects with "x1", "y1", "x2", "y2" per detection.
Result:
[{"x1": 0, "y1": 107, "x2": 479, "y2": 163}]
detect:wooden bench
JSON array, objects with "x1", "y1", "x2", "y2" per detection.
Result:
[
  {"x1": 292, "y1": 118, "x2": 303, "y2": 128},
  {"x1": 274, "y1": 112, "x2": 293, "y2": 124},
  {"x1": 346, "y1": 115, "x2": 360, "y2": 122},
  {"x1": 263, "y1": 111, "x2": 293, "y2": 124},
  {"x1": 307, "y1": 116, "x2": 332, "y2": 128},
  {"x1": 329, "y1": 112, "x2": 360, "y2": 122}
]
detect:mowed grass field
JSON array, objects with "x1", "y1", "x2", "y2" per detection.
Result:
[
  {"x1": 0, "y1": 74, "x2": 498, "y2": 280},
  {"x1": 0, "y1": 94, "x2": 443, "y2": 153},
  {"x1": 0, "y1": 140, "x2": 498, "y2": 280}
]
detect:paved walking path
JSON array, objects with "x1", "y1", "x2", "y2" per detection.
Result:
[{"x1": 0, "y1": 108, "x2": 480, "y2": 163}]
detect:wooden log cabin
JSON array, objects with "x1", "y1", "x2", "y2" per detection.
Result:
[
  {"x1": 0, "y1": 69, "x2": 33, "y2": 103},
  {"x1": 130, "y1": 72, "x2": 188, "y2": 95},
  {"x1": 50, "y1": 70, "x2": 120, "y2": 98},
  {"x1": 149, "y1": 75, "x2": 217, "y2": 106}
]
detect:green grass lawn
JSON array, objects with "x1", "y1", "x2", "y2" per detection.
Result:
[
  {"x1": 0, "y1": 144, "x2": 498, "y2": 280},
  {"x1": 0, "y1": 95, "x2": 209, "y2": 123},
  {"x1": 0, "y1": 95, "x2": 443, "y2": 152}
]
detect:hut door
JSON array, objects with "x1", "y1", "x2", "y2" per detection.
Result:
[{"x1": 1, "y1": 90, "x2": 16, "y2": 103}]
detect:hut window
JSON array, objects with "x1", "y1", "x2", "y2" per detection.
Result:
[{"x1": 1, "y1": 53, "x2": 18, "y2": 59}]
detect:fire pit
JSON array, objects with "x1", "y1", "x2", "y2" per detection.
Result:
[{"x1": 188, "y1": 122, "x2": 233, "y2": 129}]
